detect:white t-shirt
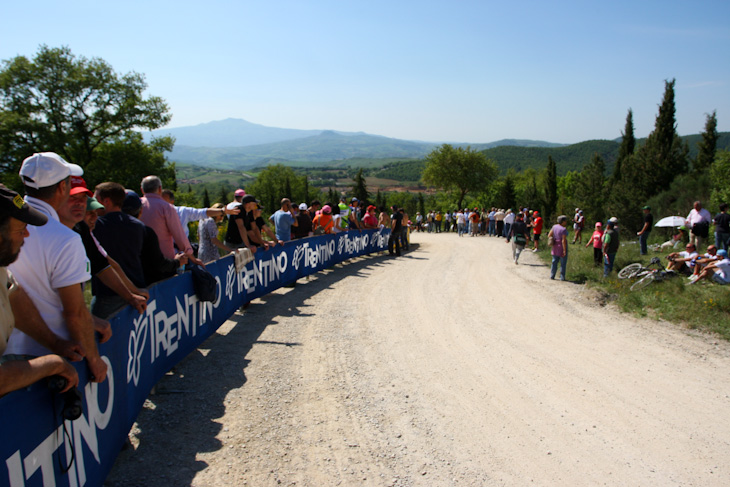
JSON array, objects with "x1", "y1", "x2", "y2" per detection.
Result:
[
  {"x1": 714, "y1": 258, "x2": 730, "y2": 280},
  {"x1": 679, "y1": 250, "x2": 699, "y2": 268},
  {"x1": 0, "y1": 267, "x2": 18, "y2": 355},
  {"x1": 5, "y1": 196, "x2": 91, "y2": 356},
  {"x1": 504, "y1": 213, "x2": 515, "y2": 225}
]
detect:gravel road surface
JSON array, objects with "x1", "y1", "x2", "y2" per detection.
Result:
[{"x1": 106, "y1": 232, "x2": 730, "y2": 486}]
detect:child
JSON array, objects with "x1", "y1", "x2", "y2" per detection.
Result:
[{"x1": 585, "y1": 222, "x2": 604, "y2": 266}]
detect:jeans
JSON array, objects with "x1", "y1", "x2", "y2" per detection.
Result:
[
  {"x1": 604, "y1": 252, "x2": 617, "y2": 277},
  {"x1": 488, "y1": 220, "x2": 496, "y2": 236},
  {"x1": 550, "y1": 254, "x2": 568, "y2": 280},
  {"x1": 504, "y1": 223, "x2": 512, "y2": 241},
  {"x1": 458, "y1": 223, "x2": 466, "y2": 236},
  {"x1": 401, "y1": 228, "x2": 409, "y2": 250},
  {"x1": 388, "y1": 231, "x2": 401, "y2": 255},
  {"x1": 639, "y1": 232, "x2": 650, "y2": 255},
  {"x1": 716, "y1": 231, "x2": 730, "y2": 251}
]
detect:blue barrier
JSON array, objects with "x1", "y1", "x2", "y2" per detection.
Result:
[{"x1": 0, "y1": 228, "x2": 390, "y2": 487}]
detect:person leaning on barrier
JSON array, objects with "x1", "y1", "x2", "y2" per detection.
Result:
[
  {"x1": 6, "y1": 153, "x2": 108, "y2": 383},
  {"x1": 293, "y1": 203, "x2": 313, "y2": 239},
  {"x1": 198, "y1": 203, "x2": 235, "y2": 263},
  {"x1": 224, "y1": 194, "x2": 259, "y2": 253},
  {"x1": 121, "y1": 190, "x2": 188, "y2": 286},
  {"x1": 57, "y1": 178, "x2": 148, "y2": 317},
  {"x1": 161, "y1": 188, "x2": 240, "y2": 239},
  {"x1": 0, "y1": 185, "x2": 82, "y2": 397},
  {"x1": 269, "y1": 198, "x2": 298, "y2": 243}
]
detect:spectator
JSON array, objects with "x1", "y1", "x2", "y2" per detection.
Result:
[
  {"x1": 292, "y1": 203, "x2": 313, "y2": 239},
  {"x1": 602, "y1": 220, "x2": 620, "y2": 277},
  {"x1": 435, "y1": 211, "x2": 443, "y2": 233},
  {"x1": 121, "y1": 191, "x2": 188, "y2": 285},
  {"x1": 308, "y1": 200, "x2": 321, "y2": 221},
  {"x1": 58, "y1": 179, "x2": 148, "y2": 316},
  {"x1": 0, "y1": 184, "x2": 83, "y2": 397},
  {"x1": 400, "y1": 208, "x2": 410, "y2": 250},
  {"x1": 548, "y1": 215, "x2": 569, "y2": 281},
  {"x1": 312, "y1": 205, "x2": 335, "y2": 234},
  {"x1": 687, "y1": 249, "x2": 730, "y2": 285},
  {"x1": 495, "y1": 208, "x2": 506, "y2": 237},
  {"x1": 685, "y1": 200, "x2": 712, "y2": 249},
  {"x1": 660, "y1": 226, "x2": 687, "y2": 252},
  {"x1": 92, "y1": 182, "x2": 148, "y2": 318},
  {"x1": 572, "y1": 209, "x2": 585, "y2": 244},
  {"x1": 503, "y1": 209, "x2": 515, "y2": 241},
  {"x1": 139, "y1": 175, "x2": 199, "y2": 263},
  {"x1": 348, "y1": 198, "x2": 362, "y2": 230},
  {"x1": 378, "y1": 206, "x2": 391, "y2": 229},
  {"x1": 362, "y1": 205, "x2": 378, "y2": 229},
  {"x1": 224, "y1": 194, "x2": 258, "y2": 253},
  {"x1": 688, "y1": 245, "x2": 719, "y2": 282},
  {"x1": 456, "y1": 209, "x2": 467, "y2": 237},
  {"x1": 531, "y1": 210, "x2": 543, "y2": 252},
  {"x1": 7, "y1": 152, "x2": 108, "y2": 382},
  {"x1": 161, "y1": 189, "x2": 239, "y2": 238},
  {"x1": 714, "y1": 203, "x2": 730, "y2": 251},
  {"x1": 269, "y1": 198, "x2": 298, "y2": 242},
  {"x1": 585, "y1": 222, "x2": 604, "y2": 266},
  {"x1": 227, "y1": 189, "x2": 246, "y2": 212},
  {"x1": 198, "y1": 203, "x2": 235, "y2": 263},
  {"x1": 666, "y1": 243, "x2": 699, "y2": 275},
  {"x1": 637, "y1": 205, "x2": 654, "y2": 255},
  {"x1": 251, "y1": 204, "x2": 279, "y2": 248},
  {"x1": 469, "y1": 208, "x2": 480, "y2": 237},
  {"x1": 337, "y1": 196, "x2": 351, "y2": 231},
  {"x1": 507, "y1": 212, "x2": 529, "y2": 264},
  {"x1": 331, "y1": 204, "x2": 345, "y2": 233},
  {"x1": 389, "y1": 206, "x2": 402, "y2": 256}
]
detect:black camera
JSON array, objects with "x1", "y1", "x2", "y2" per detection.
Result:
[{"x1": 47, "y1": 375, "x2": 83, "y2": 421}]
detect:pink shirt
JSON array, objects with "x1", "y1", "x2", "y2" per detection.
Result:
[
  {"x1": 140, "y1": 192, "x2": 193, "y2": 259},
  {"x1": 590, "y1": 230, "x2": 604, "y2": 249}
]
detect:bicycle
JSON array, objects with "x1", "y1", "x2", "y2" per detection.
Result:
[
  {"x1": 618, "y1": 257, "x2": 663, "y2": 280},
  {"x1": 630, "y1": 267, "x2": 678, "y2": 291}
]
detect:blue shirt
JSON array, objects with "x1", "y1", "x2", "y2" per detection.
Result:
[{"x1": 270, "y1": 210, "x2": 296, "y2": 242}]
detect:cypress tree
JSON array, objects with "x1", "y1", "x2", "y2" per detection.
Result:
[
  {"x1": 203, "y1": 187, "x2": 211, "y2": 208},
  {"x1": 544, "y1": 156, "x2": 558, "y2": 222},
  {"x1": 575, "y1": 153, "x2": 606, "y2": 224},
  {"x1": 351, "y1": 168, "x2": 369, "y2": 202},
  {"x1": 694, "y1": 110, "x2": 718, "y2": 173},
  {"x1": 634, "y1": 79, "x2": 689, "y2": 197},
  {"x1": 612, "y1": 109, "x2": 635, "y2": 184}
]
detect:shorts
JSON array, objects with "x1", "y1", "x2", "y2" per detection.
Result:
[
  {"x1": 533, "y1": 234, "x2": 541, "y2": 242},
  {"x1": 712, "y1": 272, "x2": 730, "y2": 285}
]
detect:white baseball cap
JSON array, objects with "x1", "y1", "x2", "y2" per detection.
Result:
[{"x1": 20, "y1": 152, "x2": 83, "y2": 189}]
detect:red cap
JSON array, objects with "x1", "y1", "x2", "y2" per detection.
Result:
[{"x1": 70, "y1": 176, "x2": 93, "y2": 197}]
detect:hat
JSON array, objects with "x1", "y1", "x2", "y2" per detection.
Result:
[
  {"x1": 0, "y1": 185, "x2": 48, "y2": 226},
  {"x1": 322, "y1": 205, "x2": 332, "y2": 214},
  {"x1": 299, "y1": 202, "x2": 308, "y2": 210},
  {"x1": 19, "y1": 152, "x2": 83, "y2": 189},
  {"x1": 595, "y1": 221, "x2": 602, "y2": 227},
  {"x1": 351, "y1": 197, "x2": 358, "y2": 203},
  {"x1": 642, "y1": 205, "x2": 651, "y2": 210},
  {"x1": 367, "y1": 205, "x2": 376, "y2": 212},
  {"x1": 718, "y1": 249, "x2": 728, "y2": 258},
  {"x1": 533, "y1": 210, "x2": 539, "y2": 215},
  {"x1": 241, "y1": 195, "x2": 256, "y2": 204},
  {"x1": 86, "y1": 197, "x2": 105, "y2": 211},
  {"x1": 70, "y1": 176, "x2": 93, "y2": 197},
  {"x1": 609, "y1": 217, "x2": 618, "y2": 223},
  {"x1": 234, "y1": 189, "x2": 246, "y2": 197},
  {"x1": 122, "y1": 190, "x2": 142, "y2": 213}
]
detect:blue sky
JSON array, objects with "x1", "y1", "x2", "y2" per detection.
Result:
[{"x1": 2, "y1": 0, "x2": 728, "y2": 144}]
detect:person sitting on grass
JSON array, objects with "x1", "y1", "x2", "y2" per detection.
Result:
[
  {"x1": 687, "y1": 249, "x2": 730, "y2": 285},
  {"x1": 666, "y1": 243, "x2": 699, "y2": 275},
  {"x1": 660, "y1": 226, "x2": 687, "y2": 252},
  {"x1": 687, "y1": 245, "x2": 719, "y2": 282}
]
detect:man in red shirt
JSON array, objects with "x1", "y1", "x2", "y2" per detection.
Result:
[{"x1": 531, "y1": 211, "x2": 543, "y2": 252}]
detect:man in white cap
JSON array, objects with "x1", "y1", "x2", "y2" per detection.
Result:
[{"x1": 7, "y1": 152, "x2": 109, "y2": 383}]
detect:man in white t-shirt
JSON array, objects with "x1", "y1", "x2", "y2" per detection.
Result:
[
  {"x1": 689, "y1": 249, "x2": 730, "y2": 285},
  {"x1": 6, "y1": 152, "x2": 108, "y2": 383},
  {"x1": 666, "y1": 243, "x2": 699, "y2": 275}
]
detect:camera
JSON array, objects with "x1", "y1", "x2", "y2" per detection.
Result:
[{"x1": 47, "y1": 375, "x2": 83, "y2": 421}]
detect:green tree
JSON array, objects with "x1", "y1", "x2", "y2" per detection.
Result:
[
  {"x1": 351, "y1": 168, "x2": 369, "y2": 202},
  {"x1": 544, "y1": 156, "x2": 558, "y2": 222},
  {"x1": 85, "y1": 132, "x2": 175, "y2": 190},
  {"x1": 0, "y1": 45, "x2": 171, "y2": 187},
  {"x1": 202, "y1": 187, "x2": 211, "y2": 208},
  {"x1": 422, "y1": 144, "x2": 498, "y2": 209},
  {"x1": 247, "y1": 164, "x2": 303, "y2": 212},
  {"x1": 495, "y1": 171, "x2": 517, "y2": 210},
  {"x1": 612, "y1": 109, "x2": 635, "y2": 184},
  {"x1": 710, "y1": 150, "x2": 730, "y2": 208},
  {"x1": 217, "y1": 186, "x2": 229, "y2": 205},
  {"x1": 694, "y1": 110, "x2": 718, "y2": 173},
  {"x1": 633, "y1": 79, "x2": 689, "y2": 197},
  {"x1": 574, "y1": 153, "x2": 606, "y2": 224}
]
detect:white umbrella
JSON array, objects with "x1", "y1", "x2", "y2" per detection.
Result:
[{"x1": 655, "y1": 216, "x2": 685, "y2": 228}]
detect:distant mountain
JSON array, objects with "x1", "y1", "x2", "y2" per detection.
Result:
[
  {"x1": 169, "y1": 131, "x2": 438, "y2": 168},
  {"x1": 148, "y1": 118, "x2": 357, "y2": 148}
]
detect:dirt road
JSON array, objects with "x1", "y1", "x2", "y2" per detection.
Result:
[{"x1": 106, "y1": 232, "x2": 730, "y2": 486}]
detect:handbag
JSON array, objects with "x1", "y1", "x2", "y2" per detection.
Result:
[
  {"x1": 514, "y1": 233, "x2": 527, "y2": 246},
  {"x1": 548, "y1": 234, "x2": 555, "y2": 247},
  {"x1": 692, "y1": 221, "x2": 709, "y2": 238},
  {"x1": 190, "y1": 264, "x2": 217, "y2": 302}
]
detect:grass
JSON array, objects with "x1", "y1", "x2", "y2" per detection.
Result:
[{"x1": 538, "y1": 237, "x2": 730, "y2": 339}]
